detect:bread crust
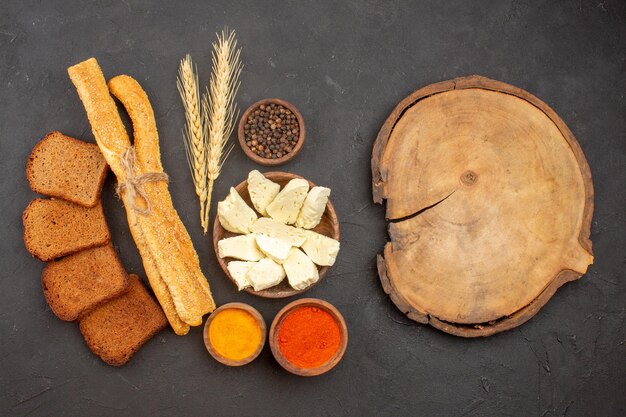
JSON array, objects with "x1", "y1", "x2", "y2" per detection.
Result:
[
  {"x1": 79, "y1": 274, "x2": 167, "y2": 366},
  {"x1": 26, "y1": 131, "x2": 109, "y2": 207},
  {"x1": 42, "y1": 243, "x2": 129, "y2": 321},
  {"x1": 68, "y1": 58, "x2": 190, "y2": 335},
  {"x1": 68, "y1": 58, "x2": 214, "y2": 333},
  {"x1": 124, "y1": 206, "x2": 190, "y2": 334},
  {"x1": 23, "y1": 198, "x2": 110, "y2": 262},
  {"x1": 108, "y1": 75, "x2": 215, "y2": 316}
]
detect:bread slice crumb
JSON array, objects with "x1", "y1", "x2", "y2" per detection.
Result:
[
  {"x1": 42, "y1": 243, "x2": 129, "y2": 321},
  {"x1": 23, "y1": 198, "x2": 110, "y2": 261},
  {"x1": 79, "y1": 274, "x2": 168, "y2": 366},
  {"x1": 26, "y1": 131, "x2": 108, "y2": 207}
]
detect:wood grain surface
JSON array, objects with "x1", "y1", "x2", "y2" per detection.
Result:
[{"x1": 372, "y1": 75, "x2": 594, "y2": 337}]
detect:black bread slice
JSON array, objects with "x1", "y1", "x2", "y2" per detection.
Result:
[
  {"x1": 79, "y1": 274, "x2": 167, "y2": 366},
  {"x1": 23, "y1": 198, "x2": 110, "y2": 261},
  {"x1": 26, "y1": 131, "x2": 108, "y2": 207},
  {"x1": 42, "y1": 243, "x2": 129, "y2": 321}
]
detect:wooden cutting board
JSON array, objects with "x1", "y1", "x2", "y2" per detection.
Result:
[{"x1": 371, "y1": 76, "x2": 594, "y2": 337}]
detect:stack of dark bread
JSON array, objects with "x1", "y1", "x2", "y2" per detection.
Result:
[{"x1": 23, "y1": 131, "x2": 166, "y2": 366}]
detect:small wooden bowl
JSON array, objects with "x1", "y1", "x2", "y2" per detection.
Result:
[
  {"x1": 269, "y1": 298, "x2": 348, "y2": 377},
  {"x1": 203, "y1": 303, "x2": 266, "y2": 366},
  {"x1": 213, "y1": 171, "x2": 340, "y2": 298},
  {"x1": 238, "y1": 98, "x2": 306, "y2": 166}
]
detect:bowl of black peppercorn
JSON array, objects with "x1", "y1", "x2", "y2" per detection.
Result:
[{"x1": 238, "y1": 98, "x2": 305, "y2": 166}]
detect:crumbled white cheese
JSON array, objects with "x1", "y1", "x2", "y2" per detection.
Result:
[
  {"x1": 247, "y1": 170, "x2": 281, "y2": 216},
  {"x1": 295, "y1": 186, "x2": 330, "y2": 229},
  {"x1": 250, "y1": 217, "x2": 306, "y2": 247},
  {"x1": 301, "y1": 230, "x2": 340, "y2": 266},
  {"x1": 283, "y1": 247, "x2": 319, "y2": 290},
  {"x1": 217, "y1": 187, "x2": 257, "y2": 234},
  {"x1": 255, "y1": 234, "x2": 292, "y2": 263},
  {"x1": 218, "y1": 234, "x2": 264, "y2": 261},
  {"x1": 246, "y1": 258, "x2": 286, "y2": 291},
  {"x1": 226, "y1": 261, "x2": 257, "y2": 290},
  {"x1": 265, "y1": 178, "x2": 309, "y2": 224}
]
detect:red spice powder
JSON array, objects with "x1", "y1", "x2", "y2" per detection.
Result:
[{"x1": 277, "y1": 306, "x2": 341, "y2": 369}]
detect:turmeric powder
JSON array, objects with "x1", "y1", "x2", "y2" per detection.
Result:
[{"x1": 208, "y1": 308, "x2": 262, "y2": 361}]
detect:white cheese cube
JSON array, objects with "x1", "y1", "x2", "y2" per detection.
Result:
[
  {"x1": 246, "y1": 258, "x2": 286, "y2": 291},
  {"x1": 217, "y1": 187, "x2": 257, "y2": 234},
  {"x1": 247, "y1": 170, "x2": 280, "y2": 216},
  {"x1": 226, "y1": 261, "x2": 257, "y2": 290},
  {"x1": 295, "y1": 186, "x2": 331, "y2": 229},
  {"x1": 283, "y1": 247, "x2": 319, "y2": 290},
  {"x1": 250, "y1": 217, "x2": 306, "y2": 247},
  {"x1": 301, "y1": 230, "x2": 340, "y2": 266},
  {"x1": 265, "y1": 178, "x2": 309, "y2": 225},
  {"x1": 255, "y1": 234, "x2": 292, "y2": 263},
  {"x1": 218, "y1": 234, "x2": 264, "y2": 261}
]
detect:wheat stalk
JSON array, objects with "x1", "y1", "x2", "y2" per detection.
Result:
[
  {"x1": 177, "y1": 54, "x2": 209, "y2": 232},
  {"x1": 203, "y1": 28, "x2": 242, "y2": 228}
]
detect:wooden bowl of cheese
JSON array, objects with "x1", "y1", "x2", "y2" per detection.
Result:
[{"x1": 213, "y1": 171, "x2": 340, "y2": 298}]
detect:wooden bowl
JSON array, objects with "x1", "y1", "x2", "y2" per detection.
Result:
[
  {"x1": 269, "y1": 298, "x2": 348, "y2": 377},
  {"x1": 203, "y1": 302, "x2": 266, "y2": 366},
  {"x1": 237, "y1": 98, "x2": 306, "y2": 166},
  {"x1": 213, "y1": 171, "x2": 340, "y2": 298}
]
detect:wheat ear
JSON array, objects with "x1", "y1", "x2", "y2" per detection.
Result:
[
  {"x1": 203, "y1": 28, "x2": 243, "y2": 228},
  {"x1": 177, "y1": 54, "x2": 209, "y2": 232}
]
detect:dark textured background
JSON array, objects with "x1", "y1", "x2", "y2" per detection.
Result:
[{"x1": 1, "y1": 1, "x2": 624, "y2": 416}]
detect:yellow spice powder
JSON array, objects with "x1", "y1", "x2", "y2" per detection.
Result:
[{"x1": 209, "y1": 308, "x2": 262, "y2": 361}]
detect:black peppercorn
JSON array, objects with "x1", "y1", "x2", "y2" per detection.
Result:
[{"x1": 243, "y1": 102, "x2": 300, "y2": 160}]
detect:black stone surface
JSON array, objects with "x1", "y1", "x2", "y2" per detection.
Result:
[{"x1": 1, "y1": 1, "x2": 624, "y2": 416}]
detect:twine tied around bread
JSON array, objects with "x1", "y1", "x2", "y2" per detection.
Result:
[{"x1": 116, "y1": 147, "x2": 169, "y2": 215}]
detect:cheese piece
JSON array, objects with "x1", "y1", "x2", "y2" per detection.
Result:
[
  {"x1": 283, "y1": 247, "x2": 319, "y2": 290},
  {"x1": 265, "y1": 178, "x2": 309, "y2": 225},
  {"x1": 247, "y1": 170, "x2": 280, "y2": 216},
  {"x1": 255, "y1": 234, "x2": 292, "y2": 263},
  {"x1": 250, "y1": 218, "x2": 306, "y2": 247},
  {"x1": 218, "y1": 234, "x2": 264, "y2": 261},
  {"x1": 246, "y1": 258, "x2": 286, "y2": 291},
  {"x1": 301, "y1": 230, "x2": 340, "y2": 266},
  {"x1": 295, "y1": 186, "x2": 331, "y2": 229},
  {"x1": 217, "y1": 187, "x2": 258, "y2": 234},
  {"x1": 226, "y1": 261, "x2": 257, "y2": 290}
]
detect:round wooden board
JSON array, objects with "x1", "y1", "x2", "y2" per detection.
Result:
[{"x1": 371, "y1": 75, "x2": 594, "y2": 337}]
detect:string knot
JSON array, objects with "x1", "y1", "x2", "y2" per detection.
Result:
[{"x1": 116, "y1": 147, "x2": 168, "y2": 215}]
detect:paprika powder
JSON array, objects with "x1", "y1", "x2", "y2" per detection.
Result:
[{"x1": 277, "y1": 306, "x2": 341, "y2": 369}]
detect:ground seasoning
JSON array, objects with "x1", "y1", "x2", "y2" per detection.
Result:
[
  {"x1": 277, "y1": 306, "x2": 341, "y2": 369},
  {"x1": 243, "y1": 102, "x2": 299, "y2": 159},
  {"x1": 208, "y1": 308, "x2": 262, "y2": 361}
]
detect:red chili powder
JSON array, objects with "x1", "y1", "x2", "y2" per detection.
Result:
[{"x1": 277, "y1": 306, "x2": 342, "y2": 369}]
